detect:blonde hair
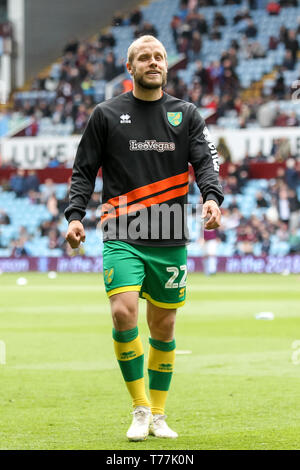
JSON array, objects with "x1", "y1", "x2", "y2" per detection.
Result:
[{"x1": 127, "y1": 35, "x2": 167, "y2": 65}]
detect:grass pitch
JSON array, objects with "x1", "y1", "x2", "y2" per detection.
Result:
[{"x1": 0, "y1": 272, "x2": 300, "y2": 450}]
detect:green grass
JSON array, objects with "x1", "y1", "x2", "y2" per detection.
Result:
[{"x1": 0, "y1": 272, "x2": 300, "y2": 450}]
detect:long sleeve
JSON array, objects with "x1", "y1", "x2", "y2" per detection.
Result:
[
  {"x1": 64, "y1": 106, "x2": 106, "y2": 223},
  {"x1": 188, "y1": 106, "x2": 224, "y2": 206}
]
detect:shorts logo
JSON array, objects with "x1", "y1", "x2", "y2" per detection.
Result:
[
  {"x1": 167, "y1": 112, "x2": 182, "y2": 127},
  {"x1": 104, "y1": 268, "x2": 114, "y2": 284},
  {"x1": 179, "y1": 287, "x2": 185, "y2": 298},
  {"x1": 158, "y1": 363, "x2": 173, "y2": 372}
]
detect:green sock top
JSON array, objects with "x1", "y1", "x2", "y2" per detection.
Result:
[
  {"x1": 149, "y1": 337, "x2": 176, "y2": 351},
  {"x1": 112, "y1": 326, "x2": 138, "y2": 343}
]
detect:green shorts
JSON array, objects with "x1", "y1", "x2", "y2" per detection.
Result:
[{"x1": 102, "y1": 241, "x2": 187, "y2": 309}]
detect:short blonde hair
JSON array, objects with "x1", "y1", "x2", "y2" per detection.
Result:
[{"x1": 127, "y1": 35, "x2": 167, "y2": 65}]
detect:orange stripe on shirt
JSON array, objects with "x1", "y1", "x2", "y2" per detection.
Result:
[
  {"x1": 106, "y1": 171, "x2": 189, "y2": 209},
  {"x1": 101, "y1": 183, "x2": 189, "y2": 224}
]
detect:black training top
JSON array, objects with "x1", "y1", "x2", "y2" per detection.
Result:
[{"x1": 64, "y1": 91, "x2": 224, "y2": 246}]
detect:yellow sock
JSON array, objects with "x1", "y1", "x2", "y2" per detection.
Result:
[
  {"x1": 113, "y1": 327, "x2": 150, "y2": 409},
  {"x1": 148, "y1": 337, "x2": 176, "y2": 415}
]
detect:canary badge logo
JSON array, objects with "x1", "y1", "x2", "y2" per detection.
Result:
[
  {"x1": 104, "y1": 268, "x2": 114, "y2": 284},
  {"x1": 167, "y1": 112, "x2": 182, "y2": 127},
  {"x1": 179, "y1": 287, "x2": 185, "y2": 298}
]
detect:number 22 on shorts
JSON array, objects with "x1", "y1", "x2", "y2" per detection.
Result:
[{"x1": 165, "y1": 265, "x2": 187, "y2": 289}]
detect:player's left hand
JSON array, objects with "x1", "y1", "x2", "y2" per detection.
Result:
[{"x1": 202, "y1": 200, "x2": 221, "y2": 230}]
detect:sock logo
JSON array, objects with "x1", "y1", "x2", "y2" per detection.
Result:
[
  {"x1": 158, "y1": 363, "x2": 173, "y2": 372},
  {"x1": 120, "y1": 350, "x2": 136, "y2": 360}
]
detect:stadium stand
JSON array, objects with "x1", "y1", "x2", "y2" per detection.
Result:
[{"x1": 2, "y1": 0, "x2": 300, "y2": 134}]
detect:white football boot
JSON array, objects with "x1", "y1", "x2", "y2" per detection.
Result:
[
  {"x1": 149, "y1": 414, "x2": 178, "y2": 438},
  {"x1": 126, "y1": 406, "x2": 152, "y2": 441}
]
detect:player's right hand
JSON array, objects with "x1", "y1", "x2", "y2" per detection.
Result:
[{"x1": 65, "y1": 220, "x2": 86, "y2": 249}]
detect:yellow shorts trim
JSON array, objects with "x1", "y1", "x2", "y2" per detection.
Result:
[
  {"x1": 141, "y1": 292, "x2": 185, "y2": 309},
  {"x1": 107, "y1": 285, "x2": 141, "y2": 297}
]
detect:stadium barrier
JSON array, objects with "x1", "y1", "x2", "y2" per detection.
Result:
[
  {"x1": 1, "y1": 255, "x2": 300, "y2": 274},
  {"x1": 1, "y1": 128, "x2": 300, "y2": 168}
]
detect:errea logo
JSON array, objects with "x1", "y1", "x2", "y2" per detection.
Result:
[{"x1": 120, "y1": 113, "x2": 131, "y2": 124}]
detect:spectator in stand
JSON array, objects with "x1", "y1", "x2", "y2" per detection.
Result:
[
  {"x1": 194, "y1": 60, "x2": 210, "y2": 92},
  {"x1": 289, "y1": 229, "x2": 300, "y2": 253},
  {"x1": 99, "y1": 32, "x2": 116, "y2": 49},
  {"x1": 47, "y1": 194, "x2": 59, "y2": 219},
  {"x1": 284, "y1": 30, "x2": 299, "y2": 66},
  {"x1": 186, "y1": 9, "x2": 205, "y2": 34},
  {"x1": 74, "y1": 104, "x2": 89, "y2": 134},
  {"x1": 171, "y1": 15, "x2": 182, "y2": 44},
  {"x1": 244, "y1": 19, "x2": 257, "y2": 38},
  {"x1": 47, "y1": 156, "x2": 61, "y2": 168},
  {"x1": 233, "y1": 9, "x2": 251, "y2": 25},
  {"x1": 209, "y1": 26, "x2": 222, "y2": 40},
  {"x1": 207, "y1": 60, "x2": 222, "y2": 93},
  {"x1": 189, "y1": 31, "x2": 202, "y2": 61},
  {"x1": 282, "y1": 50, "x2": 296, "y2": 70},
  {"x1": 103, "y1": 51, "x2": 123, "y2": 81},
  {"x1": 266, "y1": 1, "x2": 281, "y2": 15},
  {"x1": 25, "y1": 170, "x2": 40, "y2": 193},
  {"x1": 251, "y1": 41, "x2": 266, "y2": 59},
  {"x1": 288, "y1": 188, "x2": 300, "y2": 231},
  {"x1": 279, "y1": 26, "x2": 288, "y2": 44},
  {"x1": 254, "y1": 150, "x2": 267, "y2": 161},
  {"x1": 213, "y1": 11, "x2": 227, "y2": 27},
  {"x1": 269, "y1": 36, "x2": 279, "y2": 50},
  {"x1": 40, "y1": 178, "x2": 56, "y2": 202},
  {"x1": 260, "y1": 231, "x2": 271, "y2": 255},
  {"x1": 272, "y1": 72, "x2": 286, "y2": 99},
  {"x1": 11, "y1": 237, "x2": 30, "y2": 257},
  {"x1": 286, "y1": 112, "x2": 299, "y2": 127},
  {"x1": 278, "y1": 187, "x2": 290, "y2": 223},
  {"x1": 266, "y1": 196, "x2": 279, "y2": 223},
  {"x1": 112, "y1": 11, "x2": 124, "y2": 27},
  {"x1": 176, "y1": 0, "x2": 189, "y2": 22},
  {"x1": 63, "y1": 39, "x2": 79, "y2": 55},
  {"x1": 129, "y1": 8, "x2": 143, "y2": 26},
  {"x1": 285, "y1": 158, "x2": 299, "y2": 190},
  {"x1": 0, "y1": 209, "x2": 10, "y2": 225},
  {"x1": 196, "y1": 13, "x2": 208, "y2": 34},
  {"x1": 48, "y1": 227, "x2": 63, "y2": 250},
  {"x1": 134, "y1": 22, "x2": 158, "y2": 39},
  {"x1": 256, "y1": 191, "x2": 269, "y2": 208},
  {"x1": 10, "y1": 169, "x2": 27, "y2": 197}
]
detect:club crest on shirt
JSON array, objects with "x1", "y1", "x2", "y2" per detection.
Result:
[{"x1": 167, "y1": 112, "x2": 182, "y2": 127}]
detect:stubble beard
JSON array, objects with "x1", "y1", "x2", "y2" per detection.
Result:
[{"x1": 133, "y1": 68, "x2": 167, "y2": 90}]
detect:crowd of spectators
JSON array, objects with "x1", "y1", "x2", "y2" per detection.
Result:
[
  {"x1": 188, "y1": 154, "x2": 300, "y2": 256},
  {"x1": 166, "y1": 0, "x2": 300, "y2": 127},
  {"x1": 1, "y1": 151, "x2": 299, "y2": 258},
  {"x1": 0, "y1": 0, "x2": 297, "y2": 135}
]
